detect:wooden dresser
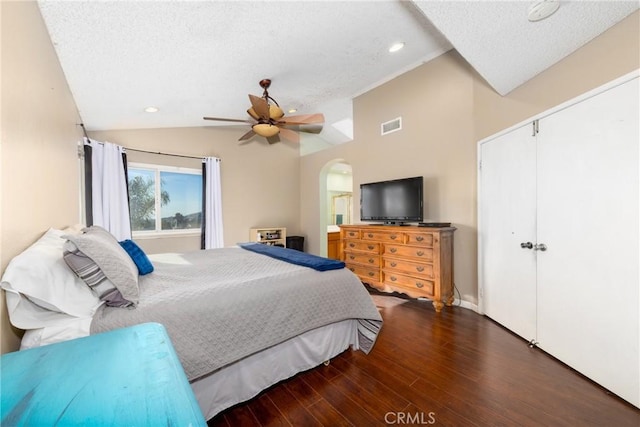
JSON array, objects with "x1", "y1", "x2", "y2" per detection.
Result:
[{"x1": 340, "y1": 224, "x2": 455, "y2": 312}]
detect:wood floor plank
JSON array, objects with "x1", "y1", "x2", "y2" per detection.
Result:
[
  {"x1": 221, "y1": 404, "x2": 260, "y2": 427},
  {"x1": 303, "y1": 370, "x2": 386, "y2": 426},
  {"x1": 305, "y1": 398, "x2": 353, "y2": 427},
  {"x1": 265, "y1": 380, "x2": 323, "y2": 427},
  {"x1": 207, "y1": 293, "x2": 640, "y2": 427},
  {"x1": 246, "y1": 394, "x2": 290, "y2": 427},
  {"x1": 282, "y1": 375, "x2": 323, "y2": 408},
  {"x1": 329, "y1": 356, "x2": 411, "y2": 410}
]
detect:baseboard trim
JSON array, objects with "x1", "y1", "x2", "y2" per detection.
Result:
[
  {"x1": 415, "y1": 297, "x2": 478, "y2": 313},
  {"x1": 453, "y1": 299, "x2": 478, "y2": 312}
]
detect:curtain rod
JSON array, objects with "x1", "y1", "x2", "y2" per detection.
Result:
[
  {"x1": 78, "y1": 123, "x2": 89, "y2": 139},
  {"x1": 78, "y1": 123, "x2": 219, "y2": 161},
  {"x1": 124, "y1": 147, "x2": 211, "y2": 161}
]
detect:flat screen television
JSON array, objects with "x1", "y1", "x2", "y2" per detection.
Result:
[{"x1": 360, "y1": 176, "x2": 423, "y2": 225}]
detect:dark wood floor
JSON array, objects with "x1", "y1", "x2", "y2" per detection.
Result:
[{"x1": 208, "y1": 291, "x2": 640, "y2": 426}]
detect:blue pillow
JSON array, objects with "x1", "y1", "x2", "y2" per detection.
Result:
[{"x1": 119, "y1": 240, "x2": 154, "y2": 275}]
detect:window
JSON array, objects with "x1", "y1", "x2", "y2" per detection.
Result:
[{"x1": 128, "y1": 163, "x2": 202, "y2": 235}]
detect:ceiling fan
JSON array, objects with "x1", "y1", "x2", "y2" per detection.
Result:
[{"x1": 203, "y1": 79, "x2": 325, "y2": 144}]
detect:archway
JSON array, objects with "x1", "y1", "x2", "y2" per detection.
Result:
[{"x1": 318, "y1": 159, "x2": 353, "y2": 257}]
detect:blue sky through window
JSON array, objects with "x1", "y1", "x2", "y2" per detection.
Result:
[{"x1": 161, "y1": 171, "x2": 202, "y2": 217}]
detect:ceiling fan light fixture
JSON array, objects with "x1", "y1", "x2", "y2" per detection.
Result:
[
  {"x1": 253, "y1": 123, "x2": 280, "y2": 138},
  {"x1": 388, "y1": 42, "x2": 405, "y2": 53},
  {"x1": 528, "y1": 0, "x2": 560, "y2": 22},
  {"x1": 269, "y1": 105, "x2": 284, "y2": 120}
]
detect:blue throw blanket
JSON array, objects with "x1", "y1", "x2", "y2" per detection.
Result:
[{"x1": 239, "y1": 243, "x2": 345, "y2": 271}]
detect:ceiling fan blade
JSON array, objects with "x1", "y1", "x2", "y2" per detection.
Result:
[
  {"x1": 248, "y1": 94, "x2": 269, "y2": 120},
  {"x1": 279, "y1": 113, "x2": 324, "y2": 125},
  {"x1": 266, "y1": 134, "x2": 280, "y2": 144},
  {"x1": 281, "y1": 123, "x2": 323, "y2": 134},
  {"x1": 238, "y1": 129, "x2": 256, "y2": 141},
  {"x1": 203, "y1": 116, "x2": 253, "y2": 124},
  {"x1": 277, "y1": 127, "x2": 300, "y2": 143},
  {"x1": 246, "y1": 108, "x2": 260, "y2": 121}
]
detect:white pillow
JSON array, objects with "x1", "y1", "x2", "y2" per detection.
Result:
[
  {"x1": 1, "y1": 228, "x2": 102, "y2": 329},
  {"x1": 20, "y1": 316, "x2": 92, "y2": 350}
]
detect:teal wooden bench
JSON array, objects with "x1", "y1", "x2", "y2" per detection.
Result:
[{"x1": 1, "y1": 322, "x2": 206, "y2": 426}]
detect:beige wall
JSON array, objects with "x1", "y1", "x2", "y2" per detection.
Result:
[
  {"x1": 89, "y1": 127, "x2": 301, "y2": 254},
  {"x1": 300, "y1": 10, "x2": 640, "y2": 307},
  {"x1": 301, "y1": 52, "x2": 478, "y2": 303},
  {"x1": 1, "y1": 2, "x2": 83, "y2": 353}
]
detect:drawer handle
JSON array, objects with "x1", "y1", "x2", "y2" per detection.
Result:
[
  {"x1": 416, "y1": 236, "x2": 424, "y2": 242},
  {"x1": 368, "y1": 245, "x2": 374, "y2": 250},
  {"x1": 416, "y1": 282, "x2": 424, "y2": 288},
  {"x1": 416, "y1": 251, "x2": 424, "y2": 256},
  {"x1": 349, "y1": 268, "x2": 355, "y2": 272},
  {"x1": 367, "y1": 233, "x2": 373, "y2": 238},
  {"x1": 390, "y1": 262, "x2": 397, "y2": 267},
  {"x1": 390, "y1": 235, "x2": 397, "y2": 240},
  {"x1": 390, "y1": 276, "x2": 397, "y2": 282},
  {"x1": 389, "y1": 248, "x2": 397, "y2": 253},
  {"x1": 368, "y1": 258, "x2": 375, "y2": 264},
  {"x1": 349, "y1": 255, "x2": 355, "y2": 260},
  {"x1": 416, "y1": 266, "x2": 424, "y2": 272},
  {"x1": 349, "y1": 243, "x2": 355, "y2": 248},
  {"x1": 368, "y1": 271, "x2": 375, "y2": 277},
  {"x1": 349, "y1": 232, "x2": 356, "y2": 236}
]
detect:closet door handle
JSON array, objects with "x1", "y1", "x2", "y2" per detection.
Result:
[
  {"x1": 534, "y1": 243, "x2": 547, "y2": 252},
  {"x1": 520, "y1": 242, "x2": 533, "y2": 249}
]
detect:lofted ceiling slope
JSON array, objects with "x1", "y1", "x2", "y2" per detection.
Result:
[{"x1": 37, "y1": 1, "x2": 638, "y2": 146}]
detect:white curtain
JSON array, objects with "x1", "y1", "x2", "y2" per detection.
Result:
[
  {"x1": 203, "y1": 157, "x2": 224, "y2": 249},
  {"x1": 86, "y1": 138, "x2": 131, "y2": 240}
]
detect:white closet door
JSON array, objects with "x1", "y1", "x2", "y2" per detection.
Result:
[
  {"x1": 479, "y1": 124, "x2": 537, "y2": 340},
  {"x1": 536, "y1": 78, "x2": 639, "y2": 406}
]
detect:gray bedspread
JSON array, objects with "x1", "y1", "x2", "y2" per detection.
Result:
[{"x1": 90, "y1": 247, "x2": 382, "y2": 381}]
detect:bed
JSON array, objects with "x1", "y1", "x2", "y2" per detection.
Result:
[{"x1": 1, "y1": 226, "x2": 383, "y2": 420}]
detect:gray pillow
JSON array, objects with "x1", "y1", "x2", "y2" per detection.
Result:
[
  {"x1": 63, "y1": 226, "x2": 139, "y2": 306},
  {"x1": 63, "y1": 240, "x2": 134, "y2": 307}
]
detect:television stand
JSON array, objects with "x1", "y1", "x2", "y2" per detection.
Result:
[{"x1": 340, "y1": 224, "x2": 456, "y2": 312}]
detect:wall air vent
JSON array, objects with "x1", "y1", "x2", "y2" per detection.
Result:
[{"x1": 381, "y1": 117, "x2": 402, "y2": 136}]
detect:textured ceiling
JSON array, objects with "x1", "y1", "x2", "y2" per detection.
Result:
[
  {"x1": 37, "y1": 1, "x2": 638, "y2": 147},
  {"x1": 413, "y1": 0, "x2": 639, "y2": 96}
]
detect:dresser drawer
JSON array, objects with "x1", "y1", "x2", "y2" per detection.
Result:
[
  {"x1": 347, "y1": 264, "x2": 381, "y2": 283},
  {"x1": 344, "y1": 252, "x2": 380, "y2": 267},
  {"x1": 383, "y1": 257, "x2": 434, "y2": 278},
  {"x1": 383, "y1": 272, "x2": 434, "y2": 296},
  {"x1": 404, "y1": 232, "x2": 434, "y2": 247},
  {"x1": 342, "y1": 229, "x2": 361, "y2": 239},
  {"x1": 383, "y1": 244, "x2": 434, "y2": 261},
  {"x1": 361, "y1": 230, "x2": 404, "y2": 243},
  {"x1": 344, "y1": 240, "x2": 380, "y2": 253}
]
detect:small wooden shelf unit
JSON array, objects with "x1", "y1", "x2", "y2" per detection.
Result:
[
  {"x1": 340, "y1": 224, "x2": 455, "y2": 312},
  {"x1": 250, "y1": 227, "x2": 286, "y2": 246}
]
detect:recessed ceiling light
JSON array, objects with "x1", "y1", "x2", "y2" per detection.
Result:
[
  {"x1": 144, "y1": 106, "x2": 159, "y2": 113},
  {"x1": 388, "y1": 42, "x2": 405, "y2": 53},
  {"x1": 528, "y1": 0, "x2": 560, "y2": 22},
  {"x1": 288, "y1": 108, "x2": 297, "y2": 114}
]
